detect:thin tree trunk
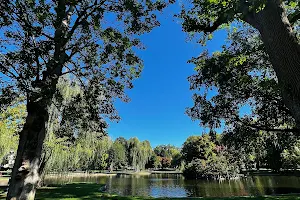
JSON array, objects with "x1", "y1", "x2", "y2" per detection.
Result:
[
  {"x1": 256, "y1": 158, "x2": 260, "y2": 171},
  {"x1": 6, "y1": 100, "x2": 49, "y2": 200},
  {"x1": 244, "y1": 0, "x2": 300, "y2": 126}
]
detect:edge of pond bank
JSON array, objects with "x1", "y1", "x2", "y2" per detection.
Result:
[{"x1": 46, "y1": 170, "x2": 182, "y2": 177}]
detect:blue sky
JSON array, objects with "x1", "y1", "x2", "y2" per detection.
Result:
[{"x1": 107, "y1": 4, "x2": 228, "y2": 148}]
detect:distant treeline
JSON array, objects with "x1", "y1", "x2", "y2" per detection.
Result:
[{"x1": 2, "y1": 81, "x2": 300, "y2": 180}]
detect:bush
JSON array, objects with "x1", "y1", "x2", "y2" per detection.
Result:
[{"x1": 183, "y1": 156, "x2": 240, "y2": 180}]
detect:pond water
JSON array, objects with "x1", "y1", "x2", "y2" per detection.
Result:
[{"x1": 45, "y1": 174, "x2": 300, "y2": 198}]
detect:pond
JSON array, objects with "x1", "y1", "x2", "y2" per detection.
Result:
[{"x1": 45, "y1": 174, "x2": 300, "y2": 198}]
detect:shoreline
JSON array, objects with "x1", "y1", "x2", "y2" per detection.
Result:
[{"x1": 46, "y1": 170, "x2": 182, "y2": 177}]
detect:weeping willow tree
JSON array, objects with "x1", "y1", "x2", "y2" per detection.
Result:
[
  {"x1": 42, "y1": 76, "x2": 112, "y2": 174},
  {"x1": 109, "y1": 140, "x2": 127, "y2": 170},
  {"x1": 127, "y1": 138, "x2": 152, "y2": 171},
  {"x1": 44, "y1": 134, "x2": 112, "y2": 173},
  {"x1": 0, "y1": 100, "x2": 26, "y2": 163}
]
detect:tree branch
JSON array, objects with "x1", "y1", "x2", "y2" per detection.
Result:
[
  {"x1": 288, "y1": 10, "x2": 300, "y2": 25},
  {"x1": 32, "y1": 35, "x2": 41, "y2": 81},
  {"x1": 183, "y1": 16, "x2": 225, "y2": 34},
  {"x1": 64, "y1": 63, "x2": 86, "y2": 87},
  {"x1": 235, "y1": 117, "x2": 300, "y2": 133},
  {"x1": 245, "y1": 122, "x2": 299, "y2": 133},
  {"x1": 0, "y1": 63, "x2": 19, "y2": 80},
  {"x1": 65, "y1": 0, "x2": 106, "y2": 43}
]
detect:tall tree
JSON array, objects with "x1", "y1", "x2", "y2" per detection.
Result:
[
  {"x1": 180, "y1": 0, "x2": 300, "y2": 127},
  {"x1": 127, "y1": 137, "x2": 152, "y2": 171},
  {"x1": 186, "y1": 25, "x2": 297, "y2": 134},
  {"x1": 0, "y1": 0, "x2": 169, "y2": 199},
  {"x1": 0, "y1": 100, "x2": 26, "y2": 163},
  {"x1": 154, "y1": 145, "x2": 179, "y2": 157},
  {"x1": 109, "y1": 140, "x2": 127, "y2": 170},
  {"x1": 181, "y1": 135, "x2": 216, "y2": 163}
]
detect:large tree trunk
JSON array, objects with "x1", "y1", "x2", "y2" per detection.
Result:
[
  {"x1": 6, "y1": 2, "x2": 72, "y2": 199},
  {"x1": 244, "y1": 0, "x2": 300, "y2": 126},
  {"x1": 6, "y1": 99, "x2": 49, "y2": 200}
]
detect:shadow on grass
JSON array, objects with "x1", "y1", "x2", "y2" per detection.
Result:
[{"x1": 35, "y1": 183, "x2": 152, "y2": 200}]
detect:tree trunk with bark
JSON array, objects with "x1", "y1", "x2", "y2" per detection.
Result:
[
  {"x1": 6, "y1": 2, "x2": 72, "y2": 198},
  {"x1": 6, "y1": 99, "x2": 49, "y2": 200},
  {"x1": 243, "y1": 0, "x2": 300, "y2": 127}
]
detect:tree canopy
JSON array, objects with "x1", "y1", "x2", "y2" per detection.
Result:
[
  {"x1": 0, "y1": 0, "x2": 172, "y2": 199},
  {"x1": 181, "y1": 0, "x2": 300, "y2": 129}
]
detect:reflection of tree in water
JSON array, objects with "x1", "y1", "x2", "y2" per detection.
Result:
[
  {"x1": 149, "y1": 174, "x2": 186, "y2": 197},
  {"x1": 106, "y1": 175, "x2": 151, "y2": 197},
  {"x1": 183, "y1": 179, "x2": 246, "y2": 197},
  {"x1": 46, "y1": 174, "x2": 300, "y2": 197}
]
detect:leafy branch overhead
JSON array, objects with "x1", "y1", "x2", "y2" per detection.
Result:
[
  {"x1": 0, "y1": 0, "x2": 172, "y2": 199},
  {"x1": 182, "y1": 0, "x2": 300, "y2": 132},
  {"x1": 187, "y1": 26, "x2": 297, "y2": 132},
  {"x1": 181, "y1": 0, "x2": 300, "y2": 35},
  {"x1": 0, "y1": 0, "x2": 171, "y2": 123}
]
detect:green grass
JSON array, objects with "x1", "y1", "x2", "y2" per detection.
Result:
[{"x1": 0, "y1": 183, "x2": 300, "y2": 200}]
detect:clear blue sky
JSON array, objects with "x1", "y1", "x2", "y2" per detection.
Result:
[{"x1": 108, "y1": 4, "x2": 228, "y2": 148}]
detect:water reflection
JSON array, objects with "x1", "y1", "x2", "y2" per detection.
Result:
[{"x1": 44, "y1": 174, "x2": 300, "y2": 198}]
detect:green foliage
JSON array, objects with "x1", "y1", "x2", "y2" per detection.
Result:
[
  {"x1": 223, "y1": 126, "x2": 297, "y2": 171},
  {"x1": 0, "y1": 100, "x2": 26, "y2": 162},
  {"x1": 109, "y1": 140, "x2": 127, "y2": 170},
  {"x1": 182, "y1": 134, "x2": 239, "y2": 180},
  {"x1": 183, "y1": 156, "x2": 239, "y2": 180},
  {"x1": 171, "y1": 152, "x2": 182, "y2": 168},
  {"x1": 0, "y1": 3, "x2": 172, "y2": 195},
  {"x1": 154, "y1": 145, "x2": 180, "y2": 158},
  {"x1": 153, "y1": 144, "x2": 182, "y2": 168},
  {"x1": 127, "y1": 138, "x2": 153, "y2": 171},
  {"x1": 179, "y1": 0, "x2": 299, "y2": 43},
  {"x1": 282, "y1": 140, "x2": 300, "y2": 170},
  {"x1": 45, "y1": 134, "x2": 112, "y2": 172},
  {"x1": 181, "y1": 135, "x2": 216, "y2": 163},
  {"x1": 186, "y1": 26, "x2": 294, "y2": 131}
]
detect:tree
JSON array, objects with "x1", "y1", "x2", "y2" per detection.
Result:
[
  {"x1": 0, "y1": 0, "x2": 170, "y2": 199},
  {"x1": 109, "y1": 140, "x2": 127, "y2": 170},
  {"x1": 180, "y1": 0, "x2": 300, "y2": 128},
  {"x1": 154, "y1": 145, "x2": 180, "y2": 158},
  {"x1": 0, "y1": 100, "x2": 26, "y2": 163},
  {"x1": 223, "y1": 126, "x2": 297, "y2": 171},
  {"x1": 182, "y1": 135, "x2": 239, "y2": 180},
  {"x1": 282, "y1": 140, "x2": 300, "y2": 170},
  {"x1": 127, "y1": 138, "x2": 152, "y2": 171},
  {"x1": 115, "y1": 137, "x2": 128, "y2": 147},
  {"x1": 171, "y1": 152, "x2": 182, "y2": 169},
  {"x1": 160, "y1": 157, "x2": 171, "y2": 169},
  {"x1": 222, "y1": 126, "x2": 268, "y2": 170},
  {"x1": 153, "y1": 144, "x2": 182, "y2": 169},
  {"x1": 186, "y1": 24, "x2": 299, "y2": 142},
  {"x1": 145, "y1": 154, "x2": 161, "y2": 169},
  {"x1": 181, "y1": 135, "x2": 216, "y2": 163}
]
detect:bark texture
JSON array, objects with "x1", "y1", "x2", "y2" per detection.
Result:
[
  {"x1": 6, "y1": 100, "x2": 49, "y2": 200},
  {"x1": 243, "y1": 0, "x2": 300, "y2": 127},
  {"x1": 6, "y1": 1, "x2": 71, "y2": 199}
]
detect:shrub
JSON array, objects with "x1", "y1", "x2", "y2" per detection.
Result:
[{"x1": 183, "y1": 156, "x2": 240, "y2": 180}]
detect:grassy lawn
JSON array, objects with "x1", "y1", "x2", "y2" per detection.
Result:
[{"x1": 0, "y1": 183, "x2": 300, "y2": 200}]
